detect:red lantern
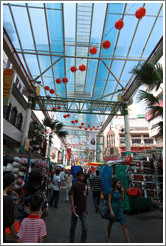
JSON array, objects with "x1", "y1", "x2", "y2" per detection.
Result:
[
  {"x1": 63, "y1": 115, "x2": 67, "y2": 118},
  {"x1": 52, "y1": 107, "x2": 56, "y2": 110},
  {"x1": 102, "y1": 40, "x2": 111, "y2": 49},
  {"x1": 75, "y1": 119, "x2": 78, "y2": 123},
  {"x1": 71, "y1": 120, "x2": 75, "y2": 124},
  {"x1": 90, "y1": 47, "x2": 97, "y2": 55},
  {"x1": 86, "y1": 139, "x2": 89, "y2": 140},
  {"x1": 115, "y1": 19, "x2": 124, "y2": 30},
  {"x1": 79, "y1": 64, "x2": 86, "y2": 71},
  {"x1": 56, "y1": 78, "x2": 61, "y2": 84},
  {"x1": 135, "y1": 7, "x2": 146, "y2": 19},
  {"x1": 85, "y1": 128, "x2": 88, "y2": 130},
  {"x1": 79, "y1": 126, "x2": 82, "y2": 129},
  {"x1": 70, "y1": 66, "x2": 77, "y2": 72},
  {"x1": 67, "y1": 114, "x2": 70, "y2": 117},
  {"x1": 50, "y1": 89, "x2": 55, "y2": 94},
  {"x1": 95, "y1": 128, "x2": 97, "y2": 130},
  {"x1": 97, "y1": 125, "x2": 99, "y2": 128},
  {"x1": 90, "y1": 128, "x2": 92, "y2": 131},
  {"x1": 93, "y1": 126, "x2": 95, "y2": 128},
  {"x1": 46, "y1": 95, "x2": 50, "y2": 99},
  {"x1": 57, "y1": 106, "x2": 61, "y2": 110},
  {"x1": 88, "y1": 125, "x2": 90, "y2": 128},
  {"x1": 62, "y1": 77, "x2": 68, "y2": 83},
  {"x1": 81, "y1": 123, "x2": 84, "y2": 126},
  {"x1": 44, "y1": 86, "x2": 50, "y2": 90}
]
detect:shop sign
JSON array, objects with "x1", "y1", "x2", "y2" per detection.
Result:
[
  {"x1": 3, "y1": 69, "x2": 15, "y2": 105},
  {"x1": 59, "y1": 152, "x2": 62, "y2": 161},
  {"x1": 24, "y1": 138, "x2": 30, "y2": 152}
]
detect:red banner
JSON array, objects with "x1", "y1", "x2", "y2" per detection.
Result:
[{"x1": 67, "y1": 148, "x2": 71, "y2": 159}]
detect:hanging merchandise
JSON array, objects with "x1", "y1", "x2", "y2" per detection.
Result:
[
  {"x1": 115, "y1": 19, "x2": 124, "y2": 30},
  {"x1": 62, "y1": 77, "x2": 68, "y2": 83},
  {"x1": 135, "y1": 7, "x2": 146, "y2": 19},
  {"x1": 90, "y1": 47, "x2": 97, "y2": 55},
  {"x1": 79, "y1": 64, "x2": 86, "y2": 71},
  {"x1": 56, "y1": 78, "x2": 61, "y2": 84},
  {"x1": 125, "y1": 155, "x2": 132, "y2": 164},
  {"x1": 70, "y1": 66, "x2": 77, "y2": 72},
  {"x1": 102, "y1": 40, "x2": 111, "y2": 49},
  {"x1": 44, "y1": 86, "x2": 50, "y2": 90},
  {"x1": 49, "y1": 89, "x2": 55, "y2": 94}
]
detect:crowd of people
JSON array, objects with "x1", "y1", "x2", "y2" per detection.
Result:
[{"x1": 3, "y1": 167, "x2": 131, "y2": 243}]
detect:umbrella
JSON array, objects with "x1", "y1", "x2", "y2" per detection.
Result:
[
  {"x1": 65, "y1": 165, "x2": 71, "y2": 170},
  {"x1": 86, "y1": 162, "x2": 104, "y2": 166}
]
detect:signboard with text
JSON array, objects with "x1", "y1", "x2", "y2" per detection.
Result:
[{"x1": 3, "y1": 69, "x2": 15, "y2": 105}]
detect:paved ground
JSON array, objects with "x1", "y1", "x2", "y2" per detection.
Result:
[{"x1": 45, "y1": 187, "x2": 163, "y2": 244}]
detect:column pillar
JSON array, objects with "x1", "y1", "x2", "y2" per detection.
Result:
[
  {"x1": 20, "y1": 95, "x2": 33, "y2": 153},
  {"x1": 99, "y1": 134, "x2": 104, "y2": 162},
  {"x1": 123, "y1": 102, "x2": 131, "y2": 156}
]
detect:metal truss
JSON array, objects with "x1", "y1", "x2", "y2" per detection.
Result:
[{"x1": 32, "y1": 96, "x2": 125, "y2": 116}]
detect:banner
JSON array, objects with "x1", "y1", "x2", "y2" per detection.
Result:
[
  {"x1": 89, "y1": 132, "x2": 96, "y2": 150},
  {"x1": 66, "y1": 148, "x2": 71, "y2": 159},
  {"x1": 3, "y1": 69, "x2": 15, "y2": 105}
]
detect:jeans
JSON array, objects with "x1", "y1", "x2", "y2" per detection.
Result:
[
  {"x1": 47, "y1": 189, "x2": 52, "y2": 204},
  {"x1": 93, "y1": 191, "x2": 101, "y2": 209},
  {"x1": 50, "y1": 190, "x2": 60, "y2": 207},
  {"x1": 70, "y1": 211, "x2": 87, "y2": 243}
]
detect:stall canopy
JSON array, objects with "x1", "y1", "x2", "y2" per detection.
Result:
[{"x1": 3, "y1": 2, "x2": 163, "y2": 148}]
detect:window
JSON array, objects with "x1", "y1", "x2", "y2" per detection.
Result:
[
  {"x1": 6, "y1": 59, "x2": 11, "y2": 69},
  {"x1": 132, "y1": 139, "x2": 141, "y2": 145},
  {"x1": 9, "y1": 107, "x2": 17, "y2": 125},
  {"x1": 16, "y1": 113, "x2": 23, "y2": 130},
  {"x1": 3, "y1": 103, "x2": 11, "y2": 120},
  {"x1": 144, "y1": 139, "x2": 153, "y2": 145}
]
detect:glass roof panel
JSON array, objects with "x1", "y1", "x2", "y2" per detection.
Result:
[
  {"x1": 111, "y1": 60, "x2": 125, "y2": 79},
  {"x1": 46, "y1": 3, "x2": 62, "y2": 10},
  {"x1": 125, "y1": 3, "x2": 144, "y2": 14},
  {"x1": 28, "y1": 3, "x2": 44, "y2": 8},
  {"x1": 24, "y1": 54, "x2": 40, "y2": 77},
  {"x1": 64, "y1": 3, "x2": 76, "y2": 43},
  {"x1": 144, "y1": 2, "x2": 162, "y2": 15},
  {"x1": 120, "y1": 60, "x2": 138, "y2": 82},
  {"x1": 3, "y1": 5, "x2": 20, "y2": 48},
  {"x1": 28, "y1": 7, "x2": 49, "y2": 52},
  {"x1": 108, "y1": 3, "x2": 124, "y2": 14}
]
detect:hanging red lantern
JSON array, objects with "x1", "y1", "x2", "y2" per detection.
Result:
[
  {"x1": 85, "y1": 128, "x2": 88, "y2": 130},
  {"x1": 52, "y1": 107, "x2": 56, "y2": 110},
  {"x1": 95, "y1": 128, "x2": 97, "y2": 130},
  {"x1": 81, "y1": 123, "x2": 84, "y2": 126},
  {"x1": 88, "y1": 125, "x2": 90, "y2": 128},
  {"x1": 115, "y1": 19, "x2": 124, "y2": 30},
  {"x1": 70, "y1": 66, "x2": 77, "y2": 72},
  {"x1": 44, "y1": 86, "x2": 50, "y2": 90},
  {"x1": 63, "y1": 115, "x2": 67, "y2": 118},
  {"x1": 86, "y1": 138, "x2": 88, "y2": 140},
  {"x1": 75, "y1": 119, "x2": 78, "y2": 123},
  {"x1": 79, "y1": 126, "x2": 82, "y2": 129},
  {"x1": 135, "y1": 7, "x2": 146, "y2": 19},
  {"x1": 71, "y1": 120, "x2": 75, "y2": 124},
  {"x1": 62, "y1": 77, "x2": 68, "y2": 83},
  {"x1": 67, "y1": 114, "x2": 70, "y2": 117},
  {"x1": 90, "y1": 47, "x2": 97, "y2": 55},
  {"x1": 93, "y1": 126, "x2": 95, "y2": 128},
  {"x1": 56, "y1": 78, "x2": 61, "y2": 84},
  {"x1": 90, "y1": 128, "x2": 92, "y2": 131},
  {"x1": 46, "y1": 95, "x2": 50, "y2": 99},
  {"x1": 57, "y1": 106, "x2": 61, "y2": 110},
  {"x1": 79, "y1": 64, "x2": 86, "y2": 71},
  {"x1": 97, "y1": 125, "x2": 99, "y2": 128},
  {"x1": 102, "y1": 40, "x2": 111, "y2": 49},
  {"x1": 50, "y1": 89, "x2": 55, "y2": 94}
]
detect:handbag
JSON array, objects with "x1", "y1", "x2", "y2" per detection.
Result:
[{"x1": 98, "y1": 199, "x2": 109, "y2": 219}]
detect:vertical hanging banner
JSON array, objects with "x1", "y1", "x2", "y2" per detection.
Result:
[
  {"x1": 66, "y1": 148, "x2": 71, "y2": 159},
  {"x1": 89, "y1": 132, "x2": 96, "y2": 150},
  {"x1": 3, "y1": 69, "x2": 15, "y2": 105}
]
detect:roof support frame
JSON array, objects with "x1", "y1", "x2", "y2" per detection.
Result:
[{"x1": 62, "y1": 4, "x2": 67, "y2": 98}]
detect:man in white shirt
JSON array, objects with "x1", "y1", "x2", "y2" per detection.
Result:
[
  {"x1": 65, "y1": 170, "x2": 73, "y2": 202},
  {"x1": 50, "y1": 169, "x2": 61, "y2": 208},
  {"x1": 60, "y1": 169, "x2": 66, "y2": 188}
]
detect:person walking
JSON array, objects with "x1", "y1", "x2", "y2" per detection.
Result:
[
  {"x1": 50, "y1": 169, "x2": 61, "y2": 208},
  {"x1": 17, "y1": 195, "x2": 47, "y2": 243},
  {"x1": 60, "y1": 168, "x2": 66, "y2": 188},
  {"x1": 107, "y1": 179, "x2": 131, "y2": 243},
  {"x1": 91, "y1": 169, "x2": 103, "y2": 213},
  {"x1": 69, "y1": 171, "x2": 88, "y2": 243},
  {"x1": 65, "y1": 170, "x2": 73, "y2": 202},
  {"x1": 3, "y1": 173, "x2": 17, "y2": 243}
]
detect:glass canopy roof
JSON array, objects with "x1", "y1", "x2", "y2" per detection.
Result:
[{"x1": 3, "y1": 2, "x2": 163, "y2": 147}]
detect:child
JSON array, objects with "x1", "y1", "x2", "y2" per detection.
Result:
[
  {"x1": 17, "y1": 195, "x2": 47, "y2": 243},
  {"x1": 69, "y1": 171, "x2": 88, "y2": 243}
]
